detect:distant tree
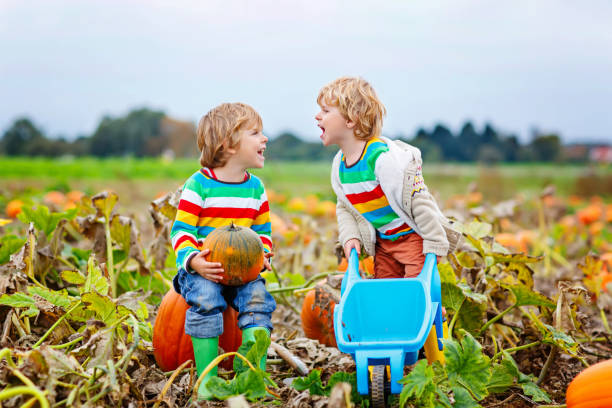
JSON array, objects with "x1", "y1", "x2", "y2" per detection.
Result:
[
  {"x1": 530, "y1": 134, "x2": 562, "y2": 162},
  {"x1": 501, "y1": 135, "x2": 521, "y2": 162},
  {"x1": 89, "y1": 108, "x2": 165, "y2": 157},
  {"x1": 457, "y1": 122, "x2": 480, "y2": 161},
  {"x1": 430, "y1": 124, "x2": 459, "y2": 160},
  {"x1": 1, "y1": 118, "x2": 46, "y2": 156}
]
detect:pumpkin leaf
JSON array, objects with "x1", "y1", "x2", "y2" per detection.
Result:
[
  {"x1": 442, "y1": 282, "x2": 465, "y2": 312},
  {"x1": 60, "y1": 269, "x2": 86, "y2": 285},
  {"x1": 0, "y1": 292, "x2": 36, "y2": 308},
  {"x1": 520, "y1": 381, "x2": 551, "y2": 403},
  {"x1": 455, "y1": 299, "x2": 487, "y2": 336},
  {"x1": 84, "y1": 256, "x2": 109, "y2": 296},
  {"x1": 81, "y1": 292, "x2": 118, "y2": 325},
  {"x1": 292, "y1": 369, "x2": 325, "y2": 395},
  {"x1": 462, "y1": 221, "x2": 492, "y2": 239},
  {"x1": 92, "y1": 191, "x2": 118, "y2": 220},
  {"x1": 442, "y1": 330, "x2": 490, "y2": 401},
  {"x1": 234, "y1": 329, "x2": 271, "y2": 376},
  {"x1": 18, "y1": 205, "x2": 76, "y2": 237},
  {"x1": 456, "y1": 282, "x2": 487, "y2": 304},
  {"x1": 399, "y1": 359, "x2": 436, "y2": 407},
  {"x1": 27, "y1": 286, "x2": 72, "y2": 309},
  {"x1": 233, "y1": 369, "x2": 267, "y2": 401},
  {"x1": 439, "y1": 263, "x2": 457, "y2": 284},
  {"x1": 503, "y1": 283, "x2": 555, "y2": 309},
  {"x1": 0, "y1": 235, "x2": 25, "y2": 264},
  {"x1": 451, "y1": 385, "x2": 482, "y2": 407}
]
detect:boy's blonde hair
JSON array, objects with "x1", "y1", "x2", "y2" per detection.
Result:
[
  {"x1": 317, "y1": 76, "x2": 387, "y2": 140},
  {"x1": 197, "y1": 102, "x2": 262, "y2": 168}
]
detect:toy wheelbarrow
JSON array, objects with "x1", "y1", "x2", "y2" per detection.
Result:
[{"x1": 334, "y1": 248, "x2": 447, "y2": 408}]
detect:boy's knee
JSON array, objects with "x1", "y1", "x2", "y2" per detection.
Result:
[{"x1": 185, "y1": 309, "x2": 224, "y2": 338}]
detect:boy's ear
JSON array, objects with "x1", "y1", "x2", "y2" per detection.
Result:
[{"x1": 346, "y1": 119, "x2": 356, "y2": 129}]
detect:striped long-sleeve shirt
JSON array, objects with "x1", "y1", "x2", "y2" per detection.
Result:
[
  {"x1": 339, "y1": 137, "x2": 413, "y2": 241},
  {"x1": 171, "y1": 167, "x2": 272, "y2": 272}
]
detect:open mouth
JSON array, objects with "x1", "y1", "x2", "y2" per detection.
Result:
[
  {"x1": 318, "y1": 125, "x2": 325, "y2": 137},
  {"x1": 257, "y1": 147, "x2": 266, "y2": 160}
]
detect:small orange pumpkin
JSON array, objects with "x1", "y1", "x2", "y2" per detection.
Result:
[
  {"x1": 203, "y1": 222, "x2": 264, "y2": 286},
  {"x1": 5, "y1": 199, "x2": 23, "y2": 218},
  {"x1": 153, "y1": 288, "x2": 242, "y2": 371},
  {"x1": 301, "y1": 288, "x2": 337, "y2": 347},
  {"x1": 566, "y1": 359, "x2": 612, "y2": 407}
]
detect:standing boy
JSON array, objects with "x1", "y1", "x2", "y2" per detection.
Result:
[
  {"x1": 315, "y1": 76, "x2": 459, "y2": 278},
  {"x1": 171, "y1": 102, "x2": 276, "y2": 400}
]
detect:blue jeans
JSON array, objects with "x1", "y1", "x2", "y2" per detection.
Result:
[{"x1": 173, "y1": 270, "x2": 276, "y2": 338}]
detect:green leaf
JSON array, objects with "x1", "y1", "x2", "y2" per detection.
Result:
[
  {"x1": 455, "y1": 299, "x2": 487, "y2": 336},
  {"x1": 503, "y1": 284, "x2": 555, "y2": 309},
  {"x1": 17, "y1": 205, "x2": 76, "y2": 237},
  {"x1": 84, "y1": 256, "x2": 110, "y2": 296},
  {"x1": 293, "y1": 369, "x2": 325, "y2": 395},
  {"x1": 399, "y1": 360, "x2": 436, "y2": 407},
  {"x1": 520, "y1": 381, "x2": 551, "y2": 403},
  {"x1": 60, "y1": 269, "x2": 86, "y2": 285},
  {"x1": 205, "y1": 377, "x2": 236, "y2": 400},
  {"x1": 27, "y1": 286, "x2": 72, "y2": 309},
  {"x1": 456, "y1": 282, "x2": 487, "y2": 304},
  {"x1": 234, "y1": 330, "x2": 270, "y2": 375},
  {"x1": 442, "y1": 330, "x2": 491, "y2": 401},
  {"x1": 81, "y1": 292, "x2": 117, "y2": 325},
  {"x1": 486, "y1": 362, "x2": 516, "y2": 394},
  {"x1": 71, "y1": 247, "x2": 92, "y2": 262},
  {"x1": 451, "y1": 385, "x2": 481, "y2": 408},
  {"x1": 234, "y1": 369, "x2": 267, "y2": 401},
  {"x1": 438, "y1": 263, "x2": 457, "y2": 284},
  {"x1": 0, "y1": 292, "x2": 35, "y2": 308},
  {"x1": 110, "y1": 215, "x2": 132, "y2": 251},
  {"x1": 462, "y1": 221, "x2": 492, "y2": 239},
  {"x1": 0, "y1": 235, "x2": 25, "y2": 264},
  {"x1": 442, "y1": 282, "x2": 465, "y2": 312}
]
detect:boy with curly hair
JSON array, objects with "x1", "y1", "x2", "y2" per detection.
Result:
[
  {"x1": 315, "y1": 76, "x2": 460, "y2": 279},
  {"x1": 171, "y1": 102, "x2": 275, "y2": 400}
]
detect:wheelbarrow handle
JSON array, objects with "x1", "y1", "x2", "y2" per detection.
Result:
[{"x1": 340, "y1": 248, "x2": 361, "y2": 296}]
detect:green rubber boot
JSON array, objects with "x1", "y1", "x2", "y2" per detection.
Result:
[
  {"x1": 241, "y1": 327, "x2": 270, "y2": 371},
  {"x1": 191, "y1": 336, "x2": 219, "y2": 400}
]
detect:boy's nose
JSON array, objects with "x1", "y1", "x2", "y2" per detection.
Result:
[
  {"x1": 315, "y1": 112, "x2": 321, "y2": 120},
  {"x1": 262, "y1": 134, "x2": 268, "y2": 142}
]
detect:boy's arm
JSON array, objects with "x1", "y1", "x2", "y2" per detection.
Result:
[
  {"x1": 252, "y1": 190, "x2": 273, "y2": 253},
  {"x1": 336, "y1": 199, "x2": 362, "y2": 249},
  {"x1": 170, "y1": 180, "x2": 204, "y2": 272},
  {"x1": 408, "y1": 167, "x2": 449, "y2": 256}
]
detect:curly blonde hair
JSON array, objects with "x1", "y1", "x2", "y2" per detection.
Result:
[
  {"x1": 317, "y1": 76, "x2": 386, "y2": 141},
  {"x1": 197, "y1": 103, "x2": 262, "y2": 168}
]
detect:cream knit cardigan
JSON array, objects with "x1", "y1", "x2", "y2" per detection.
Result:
[{"x1": 331, "y1": 136, "x2": 455, "y2": 257}]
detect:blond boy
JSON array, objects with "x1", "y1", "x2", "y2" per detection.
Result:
[
  {"x1": 171, "y1": 102, "x2": 275, "y2": 400},
  {"x1": 315, "y1": 77, "x2": 458, "y2": 278}
]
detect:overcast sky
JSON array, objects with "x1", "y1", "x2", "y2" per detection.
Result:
[{"x1": 1, "y1": 0, "x2": 611, "y2": 143}]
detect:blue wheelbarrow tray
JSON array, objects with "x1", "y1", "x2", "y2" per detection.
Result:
[{"x1": 334, "y1": 249, "x2": 444, "y2": 395}]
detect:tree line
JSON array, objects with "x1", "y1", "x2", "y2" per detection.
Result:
[{"x1": 0, "y1": 107, "x2": 578, "y2": 162}]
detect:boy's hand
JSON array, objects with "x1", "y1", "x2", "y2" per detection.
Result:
[
  {"x1": 343, "y1": 239, "x2": 361, "y2": 260},
  {"x1": 263, "y1": 251, "x2": 274, "y2": 271},
  {"x1": 189, "y1": 249, "x2": 224, "y2": 283}
]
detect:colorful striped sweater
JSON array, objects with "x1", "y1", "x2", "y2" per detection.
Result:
[
  {"x1": 171, "y1": 167, "x2": 272, "y2": 272},
  {"x1": 339, "y1": 137, "x2": 413, "y2": 241}
]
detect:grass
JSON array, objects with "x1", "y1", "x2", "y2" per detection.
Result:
[{"x1": 1, "y1": 157, "x2": 610, "y2": 206}]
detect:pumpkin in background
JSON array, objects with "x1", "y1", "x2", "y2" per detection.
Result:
[
  {"x1": 5, "y1": 199, "x2": 23, "y2": 218},
  {"x1": 566, "y1": 359, "x2": 612, "y2": 407},
  {"x1": 153, "y1": 288, "x2": 242, "y2": 371},
  {"x1": 203, "y1": 222, "x2": 264, "y2": 286},
  {"x1": 301, "y1": 287, "x2": 337, "y2": 347}
]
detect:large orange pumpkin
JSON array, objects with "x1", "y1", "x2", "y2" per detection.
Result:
[
  {"x1": 203, "y1": 222, "x2": 264, "y2": 286},
  {"x1": 566, "y1": 359, "x2": 612, "y2": 407},
  {"x1": 153, "y1": 288, "x2": 242, "y2": 371},
  {"x1": 301, "y1": 288, "x2": 337, "y2": 347}
]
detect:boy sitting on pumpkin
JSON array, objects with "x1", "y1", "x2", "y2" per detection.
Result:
[{"x1": 171, "y1": 102, "x2": 276, "y2": 400}]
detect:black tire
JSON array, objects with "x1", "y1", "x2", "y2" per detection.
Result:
[{"x1": 369, "y1": 365, "x2": 388, "y2": 408}]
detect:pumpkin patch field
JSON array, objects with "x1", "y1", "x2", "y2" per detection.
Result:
[{"x1": 0, "y1": 160, "x2": 611, "y2": 407}]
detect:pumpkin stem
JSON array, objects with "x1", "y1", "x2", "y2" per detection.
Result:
[{"x1": 229, "y1": 220, "x2": 237, "y2": 230}]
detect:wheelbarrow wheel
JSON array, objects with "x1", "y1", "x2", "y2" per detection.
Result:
[{"x1": 369, "y1": 365, "x2": 390, "y2": 408}]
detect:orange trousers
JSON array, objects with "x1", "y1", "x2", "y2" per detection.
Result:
[{"x1": 374, "y1": 232, "x2": 426, "y2": 279}]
